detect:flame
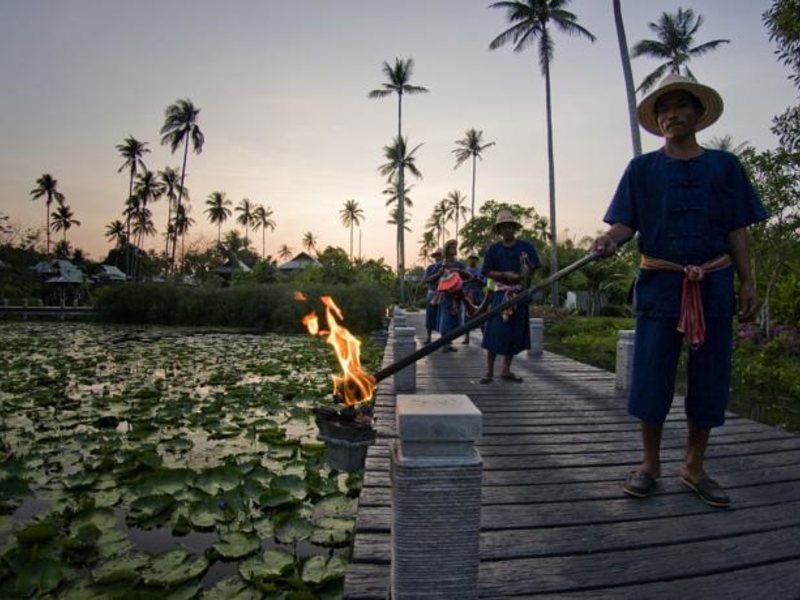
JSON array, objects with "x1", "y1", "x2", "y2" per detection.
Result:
[
  {"x1": 300, "y1": 295, "x2": 376, "y2": 407},
  {"x1": 293, "y1": 291, "x2": 307, "y2": 302}
]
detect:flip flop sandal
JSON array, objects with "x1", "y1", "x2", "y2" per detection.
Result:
[
  {"x1": 681, "y1": 476, "x2": 730, "y2": 508},
  {"x1": 623, "y1": 470, "x2": 658, "y2": 498},
  {"x1": 500, "y1": 373, "x2": 523, "y2": 382},
  {"x1": 479, "y1": 376, "x2": 493, "y2": 384}
]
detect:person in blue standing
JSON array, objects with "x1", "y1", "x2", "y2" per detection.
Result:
[
  {"x1": 480, "y1": 210, "x2": 540, "y2": 382},
  {"x1": 593, "y1": 75, "x2": 767, "y2": 508},
  {"x1": 421, "y1": 247, "x2": 444, "y2": 344},
  {"x1": 435, "y1": 239, "x2": 470, "y2": 352},
  {"x1": 461, "y1": 254, "x2": 486, "y2": 345}
]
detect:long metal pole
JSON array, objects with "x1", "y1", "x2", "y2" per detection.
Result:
[{"x1": 373, "y1": 252, "x2": 599, "y2": 383}]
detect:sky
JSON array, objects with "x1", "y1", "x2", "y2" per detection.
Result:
[{"x1": 0, "y1": 0, "x2": 796, "y2": 268}]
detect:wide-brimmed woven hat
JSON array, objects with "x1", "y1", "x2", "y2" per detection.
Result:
[
  {"x1": 431, "y1": 247, "x2": 443, "y2": 257},
  {"x1": 494, "y1": 209, "x2": 521, "y2": 232},
  {"x1": 637, "y1": 74, "x2": 724, "y2": 137}
]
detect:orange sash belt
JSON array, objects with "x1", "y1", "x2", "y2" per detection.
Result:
[{"x1": 640, "y1": 254, "x2": 733, "y2": 349}]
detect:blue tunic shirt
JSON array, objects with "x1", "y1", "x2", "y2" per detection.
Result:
[{"x1": 604, "y1": 149, "x2": 767, "y2": 318}]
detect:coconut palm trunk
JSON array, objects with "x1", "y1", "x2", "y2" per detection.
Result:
[
  {"x1": 613, "y1": 0, "x2": 642, "y2": 157},
  {"x1": 397, "y1": 94, "x2": 407, "y2": 302},
  {"x1": 173, "y1": 136, "x2": 190, "y2": 268},
  {"x1": 470, "y1": 154, "x2": 478, "y2": 219},
  {"x1": 543, "y1": 55, "x2": 559, "y2": 307}
]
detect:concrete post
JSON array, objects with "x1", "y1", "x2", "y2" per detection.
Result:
[
  {"x1": 528, "y1": 317, "x2": 544, "y2": 357},
  {"x1": 391, "y1": 394, "x2": 483, "y2": 600},
  {"x1": 392, "y1": 327, "x2": 417, "y2": 393},
  {"x1": 616, "y1": 330, "x2": 635, "y2": 391}
]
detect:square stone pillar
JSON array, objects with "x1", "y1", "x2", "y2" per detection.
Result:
[
  {"x1": 528, "y1": 317, "x2": 544, "y2": 357},
  {"x1": 616, "y1": 329, "x2": 635, "y2": 391},
  {"x1": 393, "y1": 327, "x2": 417, "y2": 393},
  {"x1": 391, "y1": 394, "x2": 483, "y2": 600}
]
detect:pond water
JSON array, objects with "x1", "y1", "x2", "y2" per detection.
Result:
[{"x1": 0, "y1": 322, "x2": 372, "y2": 598}]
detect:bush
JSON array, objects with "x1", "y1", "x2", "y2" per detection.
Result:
[
  {"x1": 94, "y1": 282, "x2": 390, "y2": 334},
  {"x1": 542, "y1": 315, "x2": 634, "y2": 372}
]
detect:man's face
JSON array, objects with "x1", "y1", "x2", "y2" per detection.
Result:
[
  {"x1": 655, "y1": 91, "x2": 703, "y2": 139},
  {"x1": 468, "y1": 257, "x2": 478, "y2": 268},
  {"x1": 497, "y1": 222, "x2": 518, "y2": 240}
]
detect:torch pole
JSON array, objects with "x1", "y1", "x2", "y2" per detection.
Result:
[{"x1": 373, "y1": 252, "x2": 600, "y2": 383}]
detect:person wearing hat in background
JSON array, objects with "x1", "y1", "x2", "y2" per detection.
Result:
[
  {"x1": 461, "y1": 253, "x2": 486, "y2": 345},
  {"x1": 480, "y1": 209, "x2": 540, "y2": 383},
  {"x1": 593, "y1": 74, "x2": 767, "y2": 508},
  {"x1": 434, "y1": 239, "x2": 472, "y2": 352},
  {"x1": 421, "y1": 247, "x2": 444, "y2": 345}
]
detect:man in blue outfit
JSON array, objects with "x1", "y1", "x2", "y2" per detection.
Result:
[
  {"x1": 594, "y1": 74, "x2": 767, "y2": 508},
  {"x1": 480, "y1": 210, "x2": 540, "y2": 383},
  {"x1": 462, "y1": 254, "x2": 486, "y2": 345},
  {"x1": 421, "y1": 247, "x2": 443, "y2": 344}
]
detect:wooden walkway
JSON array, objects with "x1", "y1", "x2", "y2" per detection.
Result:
[{"x1": 345, "y1": 312, "x2": 800, "y2": 599}]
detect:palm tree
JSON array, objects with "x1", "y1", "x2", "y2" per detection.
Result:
[
  {"x1": 252, "y1": 204, "x2": 276, "y2": 260},
  {"x1": 158, "y1": 166, "x2": 185, "y2": 257},
  {"x1": 132, "y1": 170, "x2": 164, "y2": 273},
  {"x1": 369, "y1": 58, "x2": 429, "y2": 301},
  {"x1": 379, "y1": 136, "x2": 423, "y2": 281},
  {"x1": 613, "y1": 0, "x2": 642, "y2": 156},
  {"x1": 160, "y1": 98, "x2": 204, "y2": 267},
  {"x1": 204, "y1": 191, "x2": 232, "y2": 245},
  {"x1": 453, "y1": 128, "x2": 496, "y2": 219},
  {"x1": 50, "y1": 203, "x2": 80, "y2": 243},
  {"x1": 235, "y1": 198, "x2": 256, "y2": 249},
  {"x1": 427, "y1": 198, "x2": 451, "y2": 250},
  {"x1": 419, "y1": 230, "x2": 437, "y2": 263},
  {"x1": 105, "y1": 219, "x2": 126, "y2": 247},
  {"x1": 278, "y1": 244, "x2": 294, "y2": 262},
  {"x1": 29, "y1": 173, "x2": 65, "y2": 256},
  {"x1": 706, "y1": 134, "x2": 750, "y2": 156},
  {"x1": 173, "y1": 204, "x2": 194, "y2": 265},
  {"x1": 632, "y1": 8, "x2": 730, "y2": 94},
  {"x1": 116, "y1": 136, "x2": 149, "y2": 273},
  {"x1": 444, "y1": 190, "x2": 469, "y2": 246},
  {"x1": 340, "y1": 199, "x2": 365, "y2": 260},
  {"x1": 490, "y1": 0, "x2": 595, "y2": 307},
  {"x1": 302, "y1": 232, "x2": 318, "y2": 255}
]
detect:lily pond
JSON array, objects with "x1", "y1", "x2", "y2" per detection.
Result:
[{"x1": 0, "y1": 322, "x2": 383, "y2": 599}]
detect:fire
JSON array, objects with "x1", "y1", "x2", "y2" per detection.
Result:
[{"x1": 300, "y1": 295, "x2": 376, "y2": 407}]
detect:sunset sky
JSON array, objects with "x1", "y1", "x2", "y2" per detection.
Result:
[{"x1": 0, "y1": 0, "x2": 796, "y2": 267}]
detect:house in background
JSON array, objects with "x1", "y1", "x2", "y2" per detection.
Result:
[
  {"x1": 93, "y1": 265, "x2": 128, "y2": 285},
  {"x1": 212, "y1": 255, "x2": 252, "y2": 284},
  {"x1": 278, "y1": 252, "x2": 319, "y2": 275},
  {"x1": 31, "y1": 259, "x2": 86, "y2": 305}
]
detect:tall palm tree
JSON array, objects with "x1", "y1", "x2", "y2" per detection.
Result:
[
  {"x1": 379, "y1": 136, "x2": 423, "y2": 281},
  {"x1": 204, "y1": 191, "x2": 232, "y2": 245},
  {"x1": 452, "y1": 128, "x2": 496, "y2": 219},
  {"x1": 632, "y1": 8, "x2": 730, "y2": 93},
  {"x1": 116, "y1": 136, "x2": 149, "y2": 273},
  {"x1": 427, "y1": 199, "x2": 451, "y2": 250},
  {"x1": 29, "y1": 173, "x2": 65, "y2": 256},
  {"x1": 132, "y1": 170, "x2": 164, "y2": 273},
  {"x1": 302, "y1": 232, "x2": 318, "y2": 255},
  {"x1": 340, "y1": 199, "x2": 365, "y2": 260},
  {"x1": 278, "y1": 244, "x2": 294, "y2": 262},
  {"x1": 50, "y1": 203, "x2": 80, "y2": 243},
  {"x1": 444, "y1": 190, "x2": 469, "y2": 246},
  {"x1": 490, "y1": 0, "x2": 595, "y2": 307},
  {"x1": 369, "y1": 58, "x2": 429, "y2": 301},
  {"x1": 252, "y1": 204, "x2": 276, "y2": 260},
  {"x1": 160, "y1": 98, "x2": 204, "y2": 267},
  {"x1": 419, "y1": 230, "x2": 437, "y2": 262},
  {"x1": 105, "y1": 219, "x2": 126, "y2": 247},
  {"x1": 158, "y1": 166, "x2": 185, "y2": 257},
  {"x1": 613, "y1": 0, "x2": 642, "y2": 156},
  {"x1": 235, "y1": 198, "x2": 256, "y2": 249}
]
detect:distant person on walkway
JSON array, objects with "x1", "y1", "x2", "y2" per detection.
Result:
[
  {"x1": 462, "y1": 253, "x2": 486, "y2": 345},
  {"x1": 435, "y1": 239, "x2": 470, "y2": 352},
  {"x1": 593, "y1": 75, "x2": 767, "y2": 508},
  {"x1": 421, "y1": 248, "x2": 444, "y2": 344},
  {"x1": 480, "y1": 210, "x2": 540, "y2": 383}
]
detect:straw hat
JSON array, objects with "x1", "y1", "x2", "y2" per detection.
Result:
[
  {"x1": 494, "y1": 209, "x2": 521, "y2": 232},
  {"x1": 431, "y1": 247, "x2": 443, "y2": 258},
  {"x1": 637, "y1": 74, "x2": 724, "y2": 137}
]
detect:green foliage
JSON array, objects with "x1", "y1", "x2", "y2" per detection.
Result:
[
  {"x1": 94, "y1": 282, "x2": 389, "y2": 333},
  {"x1": 543, "y1": 315, "x2": 634, "y2": 371},
  {"x1": 458, "y1": 200, "x2": 548, "y2": 256}
]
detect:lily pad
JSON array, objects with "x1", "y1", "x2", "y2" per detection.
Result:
[
  {"x1": 16, "y1": 521, "x2": 59, "y2": 544},
  {"x1": 239, "y1": 549, "x2": 295, "y2": 582},
  {"x1": 194, "y1": 465, "x2": 241, "y2": 496},
  {"x1": 203, "y1": 576, "x2": 263, "y2": 599},
  {"x1": 300, "y1": 554, "x2": 347, "y2": 586},
  {"x1": 91, "y1": 553, "x2": 149, "y2": 584},
  {"x1": 141, "y1": 548, "x2": 209, "y2": 587},
  {"x1": 14, "y1": 557, "x2": 64, "y2": 596},
  {"x1": 128, "y1": 493, "x2": 176, "y2": 527},
  {"x1": 275, "y1": 516, "x2": 313, "y2": 544},
  {"x1": 212, "y1": 531, "x2": 261, "y2": 559},
  {"x1": 309, "y1": 517, "x2": 353, "y2": 547}
]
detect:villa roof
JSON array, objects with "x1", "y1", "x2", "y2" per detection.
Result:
[{"x1": 278, "y1": 252, "x2": 319, "y2": 272}]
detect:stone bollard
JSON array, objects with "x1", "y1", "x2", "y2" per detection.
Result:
[
  {"x1": 393, "y1": 327, "x2": 417, "y2": 393},
  {"x1": 391, "y1": 394, "x2": 483, "y2": 600},
  {"x1": 616, "y1": 330, "x2": 635, "y2": 391},
  {"x1": 528, "y1": 317, "x2": 544, "y2": 357}
]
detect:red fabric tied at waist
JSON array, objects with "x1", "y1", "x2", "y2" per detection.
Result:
[{"x1": 640, "y1": 254, "x2": 733, "y2": 349}]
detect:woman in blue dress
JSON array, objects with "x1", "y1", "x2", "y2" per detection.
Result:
[
  {"x1": 434, "y1": 239, "x2": 471, "y2": 352},
  {"x1": 480, "y1": 210, "x2": 540, "y2": 382}
]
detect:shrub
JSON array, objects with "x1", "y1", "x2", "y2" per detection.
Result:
[{"x1": 95, "y1": 282, "x2": 389, "y2": 334}]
